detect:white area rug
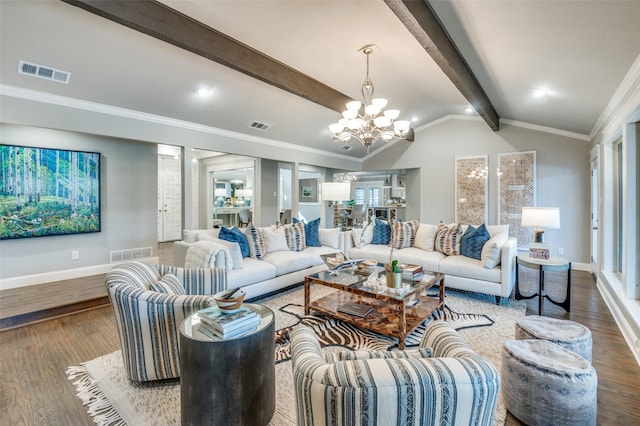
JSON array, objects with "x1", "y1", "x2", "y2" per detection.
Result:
[{"x1": 68, "y1": 285, "x2": 526, "y2": 425}]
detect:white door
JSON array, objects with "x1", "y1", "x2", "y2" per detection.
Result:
[
  {"x1": 158, "y1": 156, "x2": 182, "y2": 242},
  {"x1": 590, "y1": 153, "x2": 599, "y2": 274}
]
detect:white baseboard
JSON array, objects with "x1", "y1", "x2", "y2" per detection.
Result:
[
  {"x1": 597, "y1": 273, "x2": 640, "y2": 367},
  {"x1": 571, "y1": 262, "x2": 590, "y2": 272},
  {"x1": 0, "y1": 257, "x2": 160, "y2": 291}
]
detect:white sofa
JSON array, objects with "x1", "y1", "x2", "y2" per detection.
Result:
[
  {"x1": 174, "y1": 227, "x2": 349, "y2": 300},
  {"x1": 346, "y1": 222, "x2": 517, "y2": 304}
]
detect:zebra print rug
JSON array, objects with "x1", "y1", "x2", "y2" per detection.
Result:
[
  {"x1": 67, "y1": 285, "x2": 525, "y2": 426},
  {"x1": 273, "y1": 302, "x2": 493, "y2": 363}
]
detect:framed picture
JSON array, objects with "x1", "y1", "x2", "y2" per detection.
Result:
[
  {"x1": 498, "y1": 150, "x2": 536, "y2": 249},
  {"x1": 455, "y1": 155, "x2": 488, "y2": 224},
  {"x1": 299, "y1": 178, "x2": 319, "y2": 204},
  {"x1": 0, "y1": 144, "x2": 101, "y2": 240}
]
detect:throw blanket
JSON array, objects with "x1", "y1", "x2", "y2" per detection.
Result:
[{"x1": 185, "y1": 240, "x2": 233, "y2": 269}]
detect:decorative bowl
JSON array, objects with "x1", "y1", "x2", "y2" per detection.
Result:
[{"x1": 214, "y1": 290, "x2": 246, "y2": 314}]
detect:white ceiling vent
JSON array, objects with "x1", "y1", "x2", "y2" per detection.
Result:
[
  {"x1": 249, "y1": 121, "x2": 271, "y2": 131},
  {"x1": 18, "y1": 60, "x2": 71, "y2": 84}
]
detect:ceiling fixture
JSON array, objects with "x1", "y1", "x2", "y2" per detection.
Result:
[
  {"x1": 195, "y1": 84, "x2": 212, "y2": 96},
  {"x1": 328, "y1": 45, "x2": 411, "y2": 154},
  {"x1": 383, "y1": 170, "x2": 391, "y2": 188}
]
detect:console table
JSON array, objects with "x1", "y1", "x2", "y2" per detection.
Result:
[
  {"x1": 179, "y1": 304, "x2": 275, "y2": 426},
  {"x1": 515, "y1": 256, "x2": 571, "y2": 314}
]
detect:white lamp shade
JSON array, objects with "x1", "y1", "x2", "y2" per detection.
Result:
[
  {"x1": 342, "y1": 109, "x2": 358, "y2": 120},
  {"x1": 521, "y1": 207, "x2": 561, "y2": 229},
  {"x1": 384, "y1": 109, "x2": 400, "y2": 120},
  {"x1": 329, "y1": 123, "x2": 344, "y2": 134},
  {"x1": 346, "y1": 101, "x2": 362, "y2": 111},
  {"x1": 373, "y1": 116, "x2": 391, "y2": 127},
  {"x1": 372, "y1": 98, "x2": 388, "y2": 108},
  {"x1": 321, "y1": 182, "x2": 351, "y2": 201},
  {"x1": 214, "y1": 188, "x2": 227, "y2": 197}
]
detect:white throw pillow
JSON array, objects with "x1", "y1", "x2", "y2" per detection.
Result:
[
  {"x1": 351, "y1": 221, "x2": 374, "y2": 248},
  {"x1": 481, "y1": 233, "x2": 509, "y2": 269},
  {"x1": 263, "y1": 226, "x2": 289, "y2": 253},
  {"x1": 413, "y1": 223, "x2": 437, "y2": 251},
  {"x1": 486, "y1": 224, "x2": 509, "y2": 238},
  {"x1": 319, "y1": 228, "x2": 340, "y2": 249}
]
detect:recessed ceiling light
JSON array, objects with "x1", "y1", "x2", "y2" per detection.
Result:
[
  {"x1": 465, "y1": 106, "x2": 474, "y2": 113},
  {"x1": 411, "y1": 117, "x2": 418, "y2": 122},
  {"x1": 533, "y1": 88, "x2": 549, "y2": 98},
  {"x1": 195, "y1": 84, "x2": 212, "y2": 97}
]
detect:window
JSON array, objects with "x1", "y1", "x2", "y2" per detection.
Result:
[
  {"x1": 353, "y1": 183, "x2": 381, "y2": 207},
  {"x1": 613, "y1": 140, "x2": 623, "y2": 274}
]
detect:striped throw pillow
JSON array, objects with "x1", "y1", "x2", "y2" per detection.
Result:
[
  {"x1": 285, "y1": 221, "x2": 307, "y2": 251},
  {"x1": 245, "y1": 223, "x2": 266, "y2": 260},
  {"x1": 391, "y1": 220, "x2": 419, "y2": 249},
  {"x1": 149, "y1": 273, "x2": 185, "y2": 295},
  {"x1": 434, "y1": 222, "x2": 462, "y2": 256}
]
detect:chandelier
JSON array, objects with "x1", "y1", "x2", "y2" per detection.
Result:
[{"x1": 328, "y1": 45, "x2": 411, "y2": 153}]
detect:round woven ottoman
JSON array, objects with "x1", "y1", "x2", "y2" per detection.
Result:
[
  {"x1": 516, "y1": 315, "x2": 592, "y2": 361},
  {"x1": 502, "y1": 339, "x2": 598, "y2": 426}
]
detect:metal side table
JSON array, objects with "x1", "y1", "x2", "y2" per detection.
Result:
[
  {"x1": 179, "y1": 304, "x2": 275, "y2": 426},
  {"x1": 515, "y1": 256, "x2": 571, "y2": 315}
]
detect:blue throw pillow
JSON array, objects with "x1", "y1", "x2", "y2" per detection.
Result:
[
  {"x1": 293, "y1": 217, "x2": 321, "y2": 247},
  {"x1": 372, "y1": 218, "x2": 391, "y2": 245},
  {"x1": 460, "y1": 224, "x2": 490, "y2": 260},
  {"x1": 219, "y1": 226, "x2": 250, "y2": 257}
]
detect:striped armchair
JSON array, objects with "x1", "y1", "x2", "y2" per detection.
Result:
[
  {"x1": 105, "y1": 261, "x2": 227, "y2": 382},
  {"x1": 290, "y1": 321, "x2": 500, "y2": 426}
]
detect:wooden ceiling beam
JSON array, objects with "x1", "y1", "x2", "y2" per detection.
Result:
[
  {"x1": 384, "y1": 0, "x2": 500, "y2": 131},
  {"x1": 61, "y1": 0, "x2": 352, "y2": 113}
]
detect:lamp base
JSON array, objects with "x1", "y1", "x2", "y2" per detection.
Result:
[
  {"x1": 529, "y1": 242, "x2": 550, "y2": 260},
  {"x1": 533, "y1": 229, "x2": 545, "y2": 243}
]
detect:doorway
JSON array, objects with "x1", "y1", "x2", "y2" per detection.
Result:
[{"x1": 158, "y1": 146, "x2": 182, "y2": 242}]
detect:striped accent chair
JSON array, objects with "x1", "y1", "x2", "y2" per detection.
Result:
[
  {"x1": 105, "y1": 261, "x2": 227, "y2": 382},
  {"x1": 290, "y1": 321, "x2": 500, "y2": 426}
]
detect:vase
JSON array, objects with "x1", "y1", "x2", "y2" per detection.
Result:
[{"x1": 386, "y1": 271, "x2": 403, "y2": 288}]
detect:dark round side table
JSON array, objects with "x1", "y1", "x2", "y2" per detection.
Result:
[
  {"x1": 515, "y1": 256, "x2": 571, "y2": 315},
  {"x1": 179, "y1": 303, "x2": 275, "y2": 426}
]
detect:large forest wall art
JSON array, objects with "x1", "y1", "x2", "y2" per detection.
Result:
[{"x1": 0, "y1": 144, "x2": 100, "y2": 240}]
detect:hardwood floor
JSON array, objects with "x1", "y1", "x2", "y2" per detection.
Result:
[{"x1": 1, "y1": 246, "x2": 638, "y2": 425}]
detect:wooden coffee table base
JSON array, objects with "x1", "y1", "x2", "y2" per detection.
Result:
[{"x1": 304, "y1": 273, "x2": 445, "y2": 349}]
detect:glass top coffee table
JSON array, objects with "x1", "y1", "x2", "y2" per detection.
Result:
[{"x1": 304, "y1": 268, "x2": 445, "y2": 349}]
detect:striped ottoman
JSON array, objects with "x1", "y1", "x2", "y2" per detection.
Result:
[
  {"x1": 502, "y1": 339, "x2": 598, "y2": 426},
  {"x1": 516, "y1": 315, "x2": 592, "y2": 361}
]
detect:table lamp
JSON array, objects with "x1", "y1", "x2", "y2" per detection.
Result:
[
  {"x1": 521, "y1": 207, "x2": 560, "y2": 259},
  {"x1": 321, "y1": 182, "x2": 351, "y2": 228}
]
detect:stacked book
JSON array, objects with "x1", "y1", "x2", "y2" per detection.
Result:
[
  {"x1": 197, "y1": 306, "x2": 260, "y2": 339},
  {"x1": 401, "y1": 263, "x2": 424, "y2": 281}
]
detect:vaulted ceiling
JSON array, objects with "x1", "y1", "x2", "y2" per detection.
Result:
[{"x1": 1, "y1": 1, "x2": 639, "y2": 158}]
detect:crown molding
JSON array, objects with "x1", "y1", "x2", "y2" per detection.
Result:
[
  {"x1": 0, "y1": 84, "x2": 359, "y2": 162},
  {"x1": 500, "y1": 119, "x2": 590, "y2": 141},
  {"x1": 591, "y1": 53, "x2": 640, "y2": 140}
]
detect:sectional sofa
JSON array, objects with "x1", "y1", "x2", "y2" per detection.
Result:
[{"x1": 174, "y1": 219, "x2": 517, "y2": 303}]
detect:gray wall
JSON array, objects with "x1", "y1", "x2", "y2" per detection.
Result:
[
  {"x1": 0, "y1": 124, "x2": 158, "y2": 279},
  {"x1": 364, "y1": 118, "x2": 592, "y2": 263}
]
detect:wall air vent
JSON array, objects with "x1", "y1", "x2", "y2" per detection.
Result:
[
  {"x1": 249, "y1": 121, "x2": 271, "y2": 131},
  {"x1": 110, "y1": 247, "x2": 153, "y2": 264},
  {"x1": 18, "y1": 60, "x2": 71, "y2": 84}
]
